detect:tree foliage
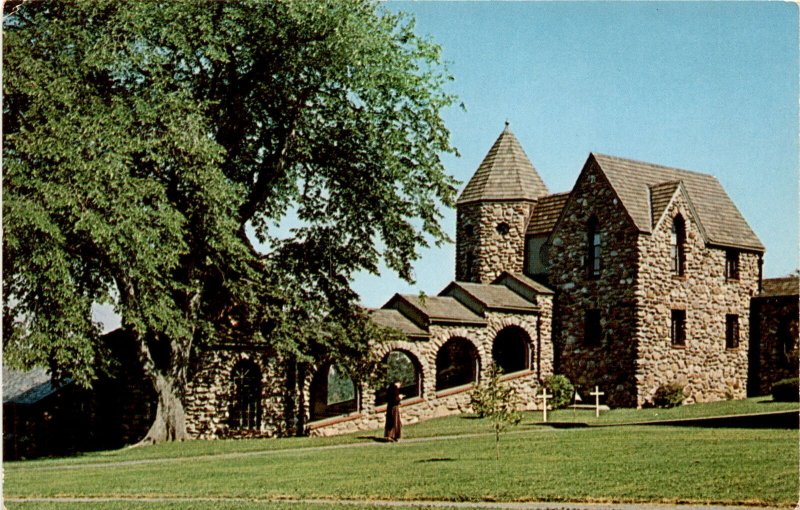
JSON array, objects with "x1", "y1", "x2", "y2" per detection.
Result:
[{"x1": 3, "y1": 0, "x2": 458, "y2": 441}]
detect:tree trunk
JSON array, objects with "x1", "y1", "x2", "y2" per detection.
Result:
[{"x1": 139, "y1": 373, "x2": 188, "y2": 444}]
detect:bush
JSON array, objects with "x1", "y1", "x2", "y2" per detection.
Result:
[
  {"x1": 543, "y1": 375, "x2": 574, "y2": 409},
  {"x1": 771, "y1": 378, "x2": 800, "y2": 402},
  {"x1": 653, "y1": 382, "x2": 686, "y2": 408}
]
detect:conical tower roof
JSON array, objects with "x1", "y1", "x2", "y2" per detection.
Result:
[{"x1": 457, "y1": 124, "x2": 549, "y2": 205}]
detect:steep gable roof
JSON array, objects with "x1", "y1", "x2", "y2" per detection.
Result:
[
  {"x1": 592, "y1": 153, "x2": 764, "y2": 251},
  {"x1": 526, "y1": 192, "x2": 570, "y2": 236},
  {"x1": 649, "y1": 181, "x2": 681, "y2": 228},
  {"x1": 457, "y1": 125, "x2": 549, "y2": 205}
]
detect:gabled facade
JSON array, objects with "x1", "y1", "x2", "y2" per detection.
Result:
[
  {"x1": 544, "y1": 153, "x2": 763, "y2": 406},
  {"x1": 176, "y1": 126, "x2": 786, "y2": 440}
]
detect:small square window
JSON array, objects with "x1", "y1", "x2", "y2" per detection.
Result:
[
  {"x1": 726, "y1": 314, "x2": 739, "y2": 349},
  {"x1": 585, "y1": 309, "x2": 601, "y2": 346},
  {"x1": 671, "y1": 310, "x2": 686, "y2": 347},
  {"x1": 725, "y1": 250, "x2": 739, "y2": 280}
]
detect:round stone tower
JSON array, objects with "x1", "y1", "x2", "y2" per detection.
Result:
[{"x1": 456, "y1": 124, "x2": 549, "y2": 283}]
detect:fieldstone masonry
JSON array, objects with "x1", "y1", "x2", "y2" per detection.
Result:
[
  {"x1": 548, "y1": 160, "x2": 641, "y2": 407},
  {"x1": 457, "y1": 201, "x2": 535, "y2": 283},
  {"x1": 749, "y1": 278, "x2": 800, "y2": 395},
  {"x1": 179, "y1": 126, "x2": 792, "y2": 440},
  {"x1": 635, "y1": 191, "x2": 758, "y2": 404},
  {"x1": 186, "y1": 347, "x2": 287, "y2": 439}
]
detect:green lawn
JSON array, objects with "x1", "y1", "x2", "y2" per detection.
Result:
[{"x1": 5, "y1": 397, "x2": 799, "y2": 509}]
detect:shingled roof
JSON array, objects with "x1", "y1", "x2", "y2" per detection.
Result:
[
  {"x1": 369, "y1": 309, "x2": 430, "y2": 339},
  {"x1": 439, "y1": 282, "x2": 539, "y2": 315},
  {"x1": 383, "y1": 294, "x2": 487, "y2": 327},
  {"x1": 592, "y1": 153, "x2": 764, "y2": 251},
  {"x1": 757, "y1": 276, "x2": 799, "y2": 298},
  {"x1": 649, "y1": 181, "x2": 682, "y2": 228},
  {"x1": 526, "y1": 192, "x2": 570, "y2": 236},
  {"x1": 457, "y1": 125, "x2": 549, "y2": 205},
  {"x1": 3, "y1": 367, "x2": 69, "y2": 405}
]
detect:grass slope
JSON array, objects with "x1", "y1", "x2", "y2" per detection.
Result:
[{"x1": 5, "y1": 397, "x2": 799, "y2": 509}]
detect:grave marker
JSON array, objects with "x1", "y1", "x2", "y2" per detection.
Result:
[
  {"x1": 590, "y1": 386, "x2": 605, "y2": 418},
  {"x1": 538, "y1": 388, "x2": 553, "y2": 422}
]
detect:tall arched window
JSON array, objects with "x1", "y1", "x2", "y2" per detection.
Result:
[
  {"x1": 671, "y1": 215, "x2": 686, "y2": 276},
  {"x1": 587, "y1": 216, "x2": 601, "y2": 278},
  {"x1": 492, "y1": 326, "x2": 531, "y2": 374},
  {"x1": 229, "y1": 360, "x2": 262, "y2": 430},
  {"x1": 375, "y1": 350, "x2": 422, "y2": 406},
  {"x1": 436, "y1": 337, "x2": 480, "y2": 391}
]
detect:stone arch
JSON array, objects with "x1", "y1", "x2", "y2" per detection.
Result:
[
  {"x1": 492, "y1": 325, "x2": 532, "y2": 374},
  {"x1": 229, "y1": 359, "x2": 262, "y2": 431},
  {"x1": 375, "y1": 350, "x2": 423, "y2": 406},
  {"x1": 672, "y1": 214, "x2": 686, "y2": 275},
  {"x1": 587, "y1": 215, "x2": 601, "y2": 277},
  {"x1": 436, "y1": 337, "x2": 481, "y2": 391},
  {"x1": 309, "y1": 363, "x2": 359, "y2": 421}
]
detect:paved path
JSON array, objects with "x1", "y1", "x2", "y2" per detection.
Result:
[{"x1": 4, "y1": 496, "x2": 794, "y2": 510}]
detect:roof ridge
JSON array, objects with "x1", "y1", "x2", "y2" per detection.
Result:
[{"x1": 592, "y1": 152, "x2": 719, "y2": 180}]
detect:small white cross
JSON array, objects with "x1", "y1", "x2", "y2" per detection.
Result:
[
  {"x1": 538, "y1": 388, "x2": 554, "y2": 422},
  {"x1": 590, "y1": 386, "x2": 605, "y2": 418}
]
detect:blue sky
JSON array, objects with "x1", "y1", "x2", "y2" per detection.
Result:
[
  {"x1": 95, "y1": 2, "x2": 799, "y2": 330},
  {"x1": 351, "y1": 1, "x2": 799, "y2": 308}
]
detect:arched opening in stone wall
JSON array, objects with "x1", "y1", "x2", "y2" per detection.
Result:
[
  {"x1": 436, "y1": 337, "x2": 480, "y2": 391},
  {"x1": 229, "y1": 360, "x2": 262, "y2": 431},
  {"x1": 375, "y1": 350, "x2": 422, "y2": 406},
  {"x1": 672, "y1": 215, "x2": 686, "y2": 275},
  {"x1": 492, "y1": 326, "x2": 531, "y2": 374},
  {"x1": 309, "y1": 364, "x2": 359, "y2": 421},
  {"x1": 587, "y1": 215, "x2": 601, "y2": 278}
]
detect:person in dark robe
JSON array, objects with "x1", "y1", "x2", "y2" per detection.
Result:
[{"x1": 384, "y1": 381, "x2": 402, "y2": 441}]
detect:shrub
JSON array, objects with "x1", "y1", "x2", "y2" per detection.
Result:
[
  {"x1": 771, "y1": 378, "x2": 800, "y2": 402},
  {"x1": 543, "y1": 374, "x2": 574, "y2": 409},
  {"x1": 653, "y1": 382, "x2": 686, "y2": 408}
]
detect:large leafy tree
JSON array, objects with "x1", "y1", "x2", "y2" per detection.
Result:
[{"x1": 3, "y1": 0, "x2": 458, "y2": 442}]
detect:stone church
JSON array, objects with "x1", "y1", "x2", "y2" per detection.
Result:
[
  {"x1": 173, "y1": 124, "x2": 796, "y2": 440},
  {"x1": 6, "y1": 127, "x2": 796, "y2": 458}
]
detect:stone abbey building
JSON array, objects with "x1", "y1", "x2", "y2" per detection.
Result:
[
  {"x1": 7, "y1": 126, "x2": 796, "y2": 458},
  {"x1": 183, "y1": 127, "x2": 797, "y2": 438}
]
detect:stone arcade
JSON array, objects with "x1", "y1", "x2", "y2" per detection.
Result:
[{"x1": 184, "y1": 125, "x2": 797, "y2": 439}]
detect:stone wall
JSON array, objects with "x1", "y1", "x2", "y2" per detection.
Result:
[
  {"x1": 456, "y1": 201, "x2": 535, "y2": 283},
  {"x1": 304, "y1": 309, "x2": 553, "y2": 437},
  {"x1": 750, "y1": 296, "x2": 799, "y2": 395},
  {"x1": 635, "y1": 190, "x2": 758, "y2": 405},
  {"x1": 548, "y1": 161, "x2": 641, "y2": 407},
  {"x1": 185, "y1": 346, "x2": 287, "y2": 439}
]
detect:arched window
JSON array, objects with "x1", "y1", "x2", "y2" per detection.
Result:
[
  {"x1": 375, "y1": 351, "x2": 422, "y2": 406},
  {"x1": 229, "y1": 360, "x2": 262, "y2": 430},
  {"x1": 671, "y1": 215, "x2": 686, "y2": 276},
  {"x1": 436, "y1": 337, "x2": 480, "y2": 391},
  {"x1": 587, "y1": 216, "x2": 601, "y2": 278},
  {"x1": 492, "y1": 326, "x2": 531, "y2": 374},
  {"x1": 310, "y1": 364, "x2": 358, "y2": 421}
]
